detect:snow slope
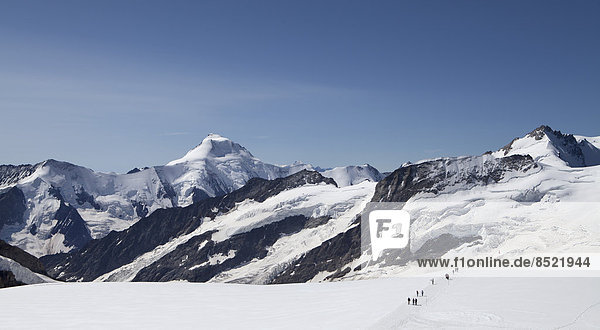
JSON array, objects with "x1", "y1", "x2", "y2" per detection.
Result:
[
  {"x1": 2, "y1": 161, "x2": 174, "y2": 256},
  {"x1": 162, "y1": 133, "x2": 313, "y2": 204},
  {"x1": 320, "y1": 164, "x2": 383, "y2": 187},
  {"x1": 1, "y1": 275, "x2": 598, "y2": 329},
  {"x1": 576, "y1": 134, "x2": 600, "y2": 149},
  {"x1": 373, "y1": 275, "x2": 600, "y2": 329},
  {"x1": 494, "y1": 125, "x2": 600, "y2": 167},
  {"x1": 0, "y1": 256, "x2": 54, "y2": 285}
]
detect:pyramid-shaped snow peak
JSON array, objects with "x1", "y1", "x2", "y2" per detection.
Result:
[
  {"x1": 160, "y1": 133, "x2": 316, "y2": 206},
  {"x1": 167, "y1": 134, "x2": 255, "y2": 166}
]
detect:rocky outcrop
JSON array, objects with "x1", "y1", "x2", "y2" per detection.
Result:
[
  {"x1": 0, "y1": 240, "x2": 46, "y2": 275},
  {"x1": 0, "y1": 270, "x2": 24, "y2": 288},
  {"x1": 133, "y1": 215, "x2": 331, "y2": 282},
  {"x1": 272, "y1": 221, "x2": 362, "y2": 283},
  {"x1": 0, "y1": 187, "x2": 26, "y2": 232},
  {"x1": 372, "y1": 154, "x2": 537, "y2": 203},
  {"x1": 0, "y1": 164, "x2": 37, "y2": 187},
  {"x1": 51, "y1": 202, "x2": 93, "y2": 250}
]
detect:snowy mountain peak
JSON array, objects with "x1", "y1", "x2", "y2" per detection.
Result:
[
  {"x1": 320, "y1": 164, "x2": 384, "y2": 187},
  {"x1": 167, "y1": 134, "x2": 254, "y2": 166},
  {"x1": 526, "y1": 125, "x2": 553, "y2": 140},
  {"x1": 1, "y1": 131, "x2": 383, "y2": 257},
  {"x1": 495, "y1": 125, "x2": 600, "y2": 167}
]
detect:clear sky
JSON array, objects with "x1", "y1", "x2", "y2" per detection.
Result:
[{"x1": 1, "y1": 1, "x2": 599, "y2": 173}]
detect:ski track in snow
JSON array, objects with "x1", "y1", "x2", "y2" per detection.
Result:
[
  {"x1": 555, "y1": 300, "x2": 600, "y2": 329},
  {"x1": 2, "y1": 275, "x2": 599, "y2": 329},
  {"x1": 371, "y1": 272, "x2": 600, "y2": 329}
]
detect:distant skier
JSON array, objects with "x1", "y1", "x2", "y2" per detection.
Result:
[
  {"x1": 431, "y1": 278, "x2": 435, "y2": 285},
  {"x1": 445, "y1": 273, "x2": 450, "y2": 281},
  {"x1": 421, "y1": 290, "x2": 424, "y2": 296},
  {"x1": 407, "y1": 297, "x2": 410, "y2": 305},
  {"x1": 416, "y1": 290, "x2": 419, "y2": 297},
  {"x1": 414, "y1": 298, "x2": 418, "y2": 306}
]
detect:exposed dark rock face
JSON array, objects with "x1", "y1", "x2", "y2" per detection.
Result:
[
  {"x1": 48, "y1": 186, "x2": 63, "y2": 200},
  {"x1": 191, "y1": 187, "x2": 210, "y2": 203},
  {"x1": 371, "y1": 154, "x2": 536, "y2": 203},
  {"x1": 46, "y1": 184, "x2": 93, "y2": 249},
  {"x1": 131, "y1": 201, "x2": 149, "y2": 218},
  {"x1": 528, "y1": 125, "x2": 552, "y2": 140},
  {"x1": 542, "y1": 128, "x2": 597, "y2": 167},
  {"x1": 0, "y1": 187, "x2": 26, "y2": 232},
  {"x1": 153, "y1": 167, "x2": 179, "y2": 204},
  {"x1": 42, "y1": 205, "x2": 206, "y2": 282},
  {"x1": 29, "y1": 224, "x2": 37, "y2": 235},
  {"x1": 0, "y1": 164, "x2": 37, "y2": 187},
  {"x1": 51, "y1": 202, "x2": 92, "y2": 250},
  {"x1": 133, "y1": 215, "x2": 331, "y2": 283},
  {"x1": 0, "y1": 270, "x2": 24, "y2": 288},
  {"x1": 227, "y1": 170, "x2": 336, "y2": 203},
  {"x1": 126, "y1": 168, "x2": 141, "y2": 174},
  {"x1": 127, "y1": 167, "x2": 152, "y2": 174},
  {"x1": 500, "y1": 125, "x2": 553, "y2": 153},
  {"x1": 0, "y1": 240, "x2": 46, "y2": 275},
  {"x1": 196, "y1": 170, "x2": 228, "y2": 197},
  {"x1": 74, "y1": 186, "x2": 101, "y2": 210},
  {"x1": 272, "y1": 220, "x2": 362, "y2": 284},
  {"x1": 41, "y1": 170, "x2": 336, "y2": 282}
]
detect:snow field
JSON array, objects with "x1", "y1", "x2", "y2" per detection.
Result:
[{"x1": 2, "y1": 275, "x2": 599, "y2": 329}]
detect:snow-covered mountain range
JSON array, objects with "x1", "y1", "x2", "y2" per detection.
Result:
[
  {"x1": 0, "y1": 134, "x2": 382, "y2": 256},
  {"x1": 38, "y1": 125, "x2": 600, "y2": 284},
  {"x1": 278, "y1": 126, "x2": 600, "y2": 281}
]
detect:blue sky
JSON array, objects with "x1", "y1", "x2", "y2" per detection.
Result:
[{"x1": 1, "y1": 1, "x2": 599, "y2": 173}]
